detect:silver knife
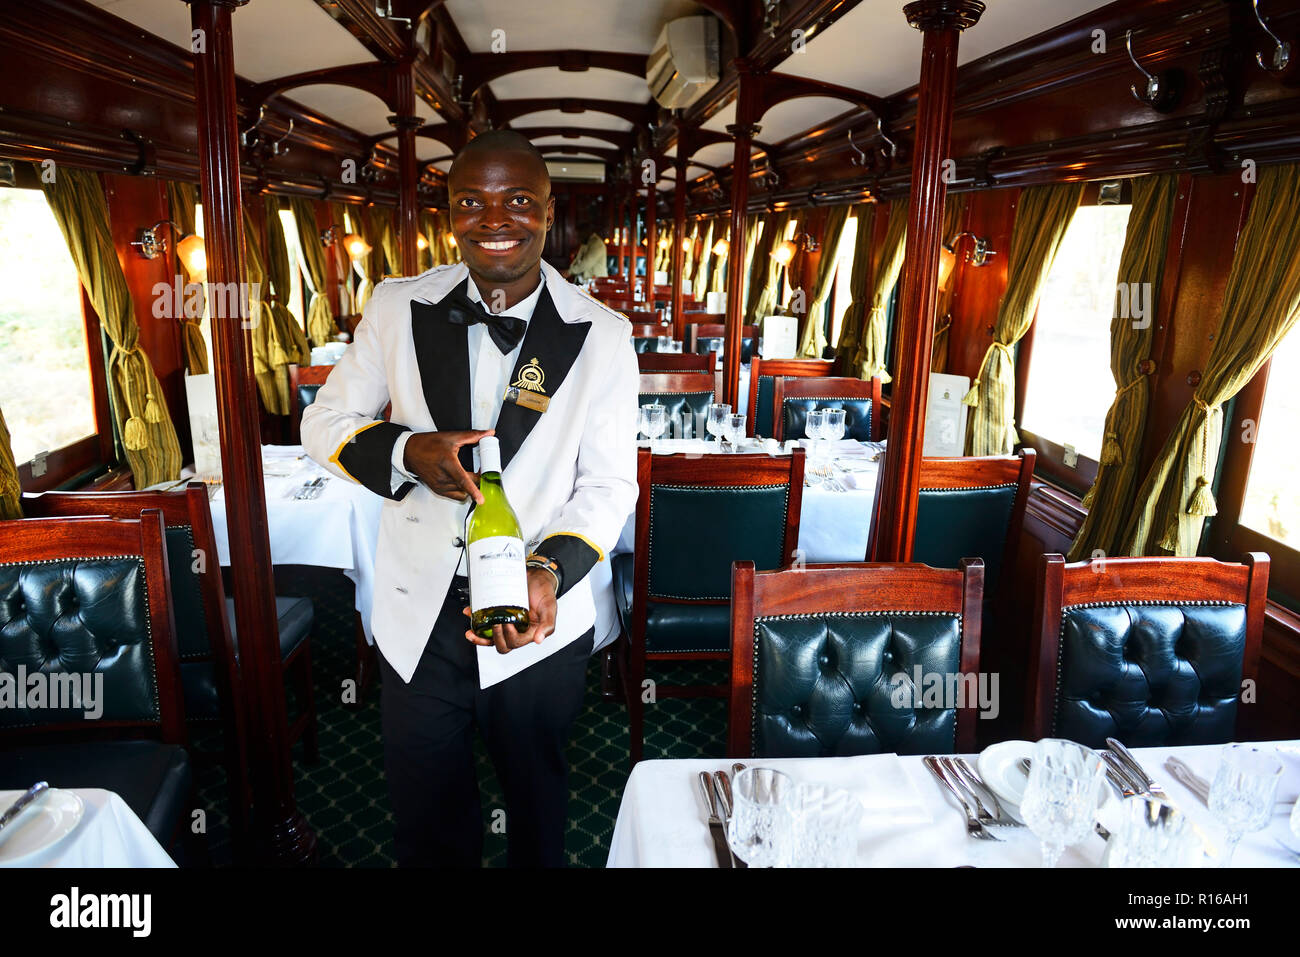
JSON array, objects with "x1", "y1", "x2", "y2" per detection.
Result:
[
  {"x1": 697, "y1": 771, "x2": 734, "y2": 869},
  {"x1": 0, "y1": 782, "x2": 49, "y2": 834},
  {"x1": 1106, "y1": 738, "x2": 1165, "y2": 796},
  {"x1": 712, "y1": 771, "x2": 745, "y2": 869}
]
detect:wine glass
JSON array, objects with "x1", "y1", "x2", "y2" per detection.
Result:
[
  {"x1": 657, "y1": 334, "x2": 673, "y2": 353},
  {"x1": 642, "y1": 403, "x2": 667, "y2": 447},
  {"x1": 1018, "y1": 738, "x2": 1106, "y2": 868},
  {"x1": 1106, "y1": 795, "x2": 1204, "y2": 868},
  {"x1": 636, "y1": 405, "x2": 651, "y2": 442},
  {"x1": 726, "y1": 413, "x2": 747, "y2": 451},
  {"x1": 805, "y1": 409, "x2": 826, "y2": 464},
  {"x1": 823, "y1": 408, "x2": 847, "y2": 444},
  {"x1": 1208, "y1": 744, "x2": 1283, "y2": 866},
  {"x1": 706, "y1": 403, "x2": 731, "y2": 449},
  {"x1": 727, "y1": 768, "x2": 794, "y2": 868}
]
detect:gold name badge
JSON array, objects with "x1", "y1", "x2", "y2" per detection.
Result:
[{"x1": 504, "y1": 386, "x2": 550, "y2": 412}]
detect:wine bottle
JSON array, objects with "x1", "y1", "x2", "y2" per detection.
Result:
[{"x1": 466, "y1": 435, "x2": 530, "y2": 639}]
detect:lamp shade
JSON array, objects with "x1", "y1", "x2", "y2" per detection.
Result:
[
  {"x1": 770, "y1": 239, "x2": 797, "y2": 267},
  {"x1": 176, "y1": 233, "x2": 207, "y2": 278},
  {"x1": 344, "y1": 233, "x2": 372, "y2": 260},
  {"x1": 415, "y1": 233, "x2": 428, "y2": 251},
  {"x1": 712, "y1": 238, "x2": 730, "y2": 257}
]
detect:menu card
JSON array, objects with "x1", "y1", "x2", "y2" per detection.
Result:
[{"x1": 923, "y1": 372, "x2": 970, "y2": 457}]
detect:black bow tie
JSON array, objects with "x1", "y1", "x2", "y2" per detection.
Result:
[{"x1": 444, "y1": 288, "x2": 527, "y2": 354}]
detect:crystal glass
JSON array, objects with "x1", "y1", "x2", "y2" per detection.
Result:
[
  {"x1": 726, "y1": 413, "x2": 747, "y2": 451},
  {"x1": 636, "y1": 405, "x2": 650, "y2": 442},
  {"x1": 728, "y1": 767, "x2": 794, "y2": 868},
  {"x1": 1208, "y1": 744, "x2": 1283, "y2": 866},
  {"x1": 706, "y1": 402, "x2": 731, "y2": 447},
  {"x1": 805, "y1": 409, "x2": 826, "y2": 463},
  {"x1": 1106, "y1": 795, "x2": 1204, "y2": 868},
  {"x1": 669, "y1": 339, "x2": 683, "y2": 354},
  {"x1": 657, "y1": 334, "x2": 673, "y2": 353},
  {"x1": 823, "y1": 407, "x2": 847, "y2": 444},
  {"x1": 642, "y1": 403, "x2": 667, "y2": 443},
  {"x1": 788, "y1": 784, "x2": 863, "y2": 867},
  {"x1": 1019, "y1": 738, "x2": 1106, "y2": 868}
]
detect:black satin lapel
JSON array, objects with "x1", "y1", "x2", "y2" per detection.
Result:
[
  {"x1": 410, "y1": 279, "x2": 473, "y2": 470},
  {"x1": 495, "y1": 284, "x2": 591, "y2": 469}
]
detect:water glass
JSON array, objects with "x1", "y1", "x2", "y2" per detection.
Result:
[
  {"x1": 1106, "y1": 795, "x2": 1204, "y2": 868},
  {"x1": 706, "y1": 403, "x2": 731, "y2": 447},
  {"x1": 805, "y1": 409, "x2": 826, "y2": 462},
  {"x1": 657, "y1": 334, "x2": 673, "y2": 353},
  {"x1": 1208, "y1": 744, "x2": 1283, "y2": 866},
  {"x1": 642, "y1": 403, "x2": 667, "y2": 443},
  {"x1": 726, "y1": 413, "x2": 748, "y2": 450},
  {"x1": 1019, "y1": 738, "x2": 1106, "y2": 868},
  {"x1": 788, "y1": 784, "x2": 863, "y2": 867},
  {"x1": 823, "y1": 407, "x2": 847, "y2": 444},
  {"x1": 728, "y1": 768, "x2": 794, "y2": 868}
]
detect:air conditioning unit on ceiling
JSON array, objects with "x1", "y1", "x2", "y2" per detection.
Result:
[{"x1": 646, "y1": 15, "x2": 720, "y2": 110}]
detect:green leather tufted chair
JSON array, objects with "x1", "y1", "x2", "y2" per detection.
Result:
[
  {"x1": 1027, "y1": 552, "x2": 1269, "y2": 749},
  {"x1": 728, "y1": 560, "x2": 985, "y2": 758},
  {"x1": 614, "y1": 447, "x2": 806, "y2": 764},
  {"x1": 637, "y1": 370, "x2": 717, "y2": 437},
  {"x1": 746, "y1": 357, "x2": 834, "y2": 439},
  {"x1": 0, "y1": 512, "x2": 194, "y2": 850},
  {"x1": 773, "y1": 375, "x2": 883, "y2": 443}
]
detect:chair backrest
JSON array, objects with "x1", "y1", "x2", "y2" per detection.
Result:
[
  {"x1": 632, "y1": 449, "x2": 805, "y2": 635},
  {"x1": 0, "y1": 513, "x2": 186, "y2": 743},
  {"x1": 747, "y1": 357, "x2": 835, "y2": 438},
  {"x1": 686, "y1": 322, "x2": 759, "y2": 363},
  {"x1": 629, "y1": 322, "x2": 667, "y2": 338},
  {"x1": 773, "y1": 375, "x2": 882, "y2": 443},
  {"x1": 625, "y1": 312, "x2": 661, "y2": 326},
  {"x1": 1027, "y1": 553, "x2": 1268, "y2": 749},
  {"x1": 637, "y1": 351, "x2": 715, "y2": 374},
  {"x1": 637, "y1": 371, "x2": 716, "y2": 426},
  {"x1": 21, "y1": 485, "x2": 241, "y2": 728},
  {"x1": 729, "y1": 559, "x2": 984, "y2": 758},
  {"x1": 909, "y1": 450, "x2": 1034, "y2": 594},
  {"x1": 602, "y1": 298, "x2": 637, "y2": 312},
  {"x1": 288, "y1": 364, "x2": 334, "y2": 442},
  {"x1": 684, "y1": 312, "x2": 726, "y2": 323}
]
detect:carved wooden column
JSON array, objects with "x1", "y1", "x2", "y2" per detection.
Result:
[
  {"x1": 620, "y1": 191, "x2": 632, "y2": 282},
  {"x1": 189, "y1": 0, "x2": 316, "y2": 865},
  {"x1": 722, "y1": 61, "x2": 759, "y2": 410},
  {"x1": 643, "y1": 155, "x2": 657, "y2": 310},
  {"x1": 872, "y1": 0, "x2": 985, "y2": 562},
  {"x1": 391, "y1": 59, "x2": 421, "y2": 277},
  {"x1": 670, "y1": 147, "x2": 688, "y2": 338}
]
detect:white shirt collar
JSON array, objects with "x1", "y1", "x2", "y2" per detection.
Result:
[{"x1": 465, "y1": 272, "x2": 545, "y2": 323}]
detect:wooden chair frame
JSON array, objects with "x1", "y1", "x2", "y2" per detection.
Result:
[
  {"x1": 772, "y1": 375, "x2": 884, "y2": 443},
  {"x1": 686, "y1": 321, "x2": 758, "y2": 355},
  {"x1": 637, "y1": 350, "x2": 716, "y2": 374},
  {"x1": 620, "y1": 447, "x2": 806, "y2": 764},
  {"x1": 728, "y1": 559, "x2": 984, "y2": 758},
  {"x1": 1026, "y1": 551, "x2": 1269, "y2": 742},
  {"x1": 288, "y1": 363, "x2": 334, "y2": 444},
  {"x1": 746, "y1": 356, "x2": 835, "y2": 431}
]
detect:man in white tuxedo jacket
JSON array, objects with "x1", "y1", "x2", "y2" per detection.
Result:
[{"x1": 301, "y1": 131, "x2": 638, "y2": 867}]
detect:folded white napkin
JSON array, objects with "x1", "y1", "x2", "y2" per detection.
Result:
[{"x1": 764, "y1": 754, "x2": 932, "y2": 825}]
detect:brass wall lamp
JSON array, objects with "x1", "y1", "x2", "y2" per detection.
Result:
[
  {"x1": 943, "y1": 230, "x2": 995, "y2": 267},
  {"x1": 131, "y1": 219, "x2": 207, "y2": 275},
  {"x1": 771, "y1": 232, "x2": 819, "y2": 267}
]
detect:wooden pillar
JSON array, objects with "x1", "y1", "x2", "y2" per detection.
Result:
[
  {"x1": 391, "y1": 60, "x2": 420, "y2": 277},
  {"x1": 643, "y1": 157, "x2": 657, "y2": 310},
  {"x1": 872, "y1": 0, "x2": 985, "y2": 562},
  {"x1": 722, "y1": 62, "x2": 759, "y2": 410},
  {"x1": 189, "y1": 0, "x2": 316, "y2": 865},
  {"x1": 620, "y1": 192, "x2": 631, "y2": 282},
  {"x1": 670, "y1": 149, "x2": 688, "y2": 338}
]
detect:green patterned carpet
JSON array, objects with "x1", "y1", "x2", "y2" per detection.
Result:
[{"x1": 197, "y1": 567, "x2": 726, "y2": 867}]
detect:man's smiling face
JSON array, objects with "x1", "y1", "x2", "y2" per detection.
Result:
[{"x1": 447, "y1": 144, "x2": 554, "y2": 301}]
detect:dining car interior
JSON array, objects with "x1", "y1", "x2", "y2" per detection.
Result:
[{"x1": 2, "y1": 0, "x2": 1300, "y2": 905}]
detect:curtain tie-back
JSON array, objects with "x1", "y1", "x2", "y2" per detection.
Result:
[
  {"x1": 961, "y1": 341, "x2": 1014, "y2": 407},
  {"x1": 1187, "y1": 396, "x2": 1222, "y2": 517},
  {"x1": 1097, "y1": 375, "x2": 1151, "y2": 465}
]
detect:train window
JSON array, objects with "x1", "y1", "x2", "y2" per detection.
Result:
[
  {"x1": 1019, "y1": 204, "x2": 1132, "y2": 464},
  {"x1": 277, "y1": 208, "x2": 308, "y2": 330},
  {"x1": 828, "y1": 214, "x2": 860, "y2": 348},
  {"x1": 0, "y1": 187, "x2": 103, "y2": 479},
  {"x1": 1239, "y1": 330, "x2": 1300, "y2": 546}
]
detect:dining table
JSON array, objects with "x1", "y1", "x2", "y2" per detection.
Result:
[
  {"x1": 605, "y1": 740, "x2": 1300, "y2": 868},
  {"x1": 0, "y1": 788, "x2": 175, "y2": 868}
]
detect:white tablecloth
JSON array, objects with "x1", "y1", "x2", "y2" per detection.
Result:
[
  {"x1": 208, "y1": 445, "x2": 382, "y2": 641},
  {"x1": 0, "y1": 789, "x2": 175, "y2": 868},
  {"x1": 607, "y1": 741, "x2": 1300, "y2": 868}
]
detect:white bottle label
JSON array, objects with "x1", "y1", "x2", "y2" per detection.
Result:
[{"x1": 468, "y1": 535, "x2": 529, "y2": 613}]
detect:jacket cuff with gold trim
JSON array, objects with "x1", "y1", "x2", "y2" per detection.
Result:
[
  {"x1": 332, "y1": 421, "x2": 416, "y2": 501},
  {"x1": 532, "y1": 533, "x2": 604, "y2": 598}
]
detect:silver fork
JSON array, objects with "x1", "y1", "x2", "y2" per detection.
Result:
[
  {"x1": 924, "y1": 756, "x2": 1001, "y2": 841},
  {"x1": 947, "y1": 757, "x2": 1022, "y2": 827}
]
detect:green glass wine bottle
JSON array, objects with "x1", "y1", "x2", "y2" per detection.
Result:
[{"x1": 467, "y1": 435, "x2": 530, "y2": 639}]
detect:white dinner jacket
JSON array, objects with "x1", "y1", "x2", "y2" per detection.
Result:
[{"x1": 301, "y1": 260, "x2": 639, "y2": 686}]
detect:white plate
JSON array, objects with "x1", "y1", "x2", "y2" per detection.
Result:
[
  {"x1": 976, "y1": 740, "x2": 1035, "y2": 822},
  {"x1": 0, "y1": 789, "x2": 85, "y2": 865}
]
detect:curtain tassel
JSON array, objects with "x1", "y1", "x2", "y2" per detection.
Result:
[
  {"x1": 1099, "y1": 431, "x2": 1123, "y2": 466},
  {"x1": 961, "y1": 379, "x2": 980, "y2": 407},
  {"x1": 1158, "y1": 518, "x2": 1179, "y2": 552},
  {"x1": 1187, "y1": 475, "x2": 1218, "y2": 516},
  {"x1": 1080, "y1": 483, "x2": 1098, "y2": 509},
  {"x1": 269, "y1": 341, "x2": 290, "y2": 367},
  {"x1": 143, "y1": 391, "x2": 163, "y2": 423},
  {"x1": 123, "y1": 415, "x2": 148, "y2": 451}
]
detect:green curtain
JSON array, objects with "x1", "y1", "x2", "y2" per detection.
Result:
[
  {"x1": 164, "y1": 180, "x2": 208, "y2": 375},
  {"x1": 851, "y1": 199, "x2": 908, "y2": 382},
  {"x1": 681, "y1": 221, "x2": 699, "y2": 295},
  {"x1": 290, "y1": 197, "x2": 337, "y2": 347},
  {"x1": 264, "y1": 200, "x2": 312, "y2": 374},
  {"x1": 738, "y1": 214, "x2": 761, "y2": 317},
  {"x1": 964, "y1": 182, "x2": 1084, "y2": 455},
  {"x1": 0, "y1": 407, "x2": 21, "y2": 518},
  {"x1": 352, "y1": 204, "x2": 383, "y2": 312},
  {"x1": 693, "y1": 219, "x2": 715, "y2": 301},
  {"x1": 833, "y1": 206, "x2": 877, "y2": 368},
  {"x1": 365, "y1": 206, "x2": 398, "y2": 277},
  {"x1": 1067, "y1": 175, "x2": 1179, "y2": 560},
  {"x1": 244, "y1": 207, "x2": 291, "y2": 416},
  {"x1": 418, "y1": 209, "x2": 438, "y2": 272},
  {"x1": 710, "y1": 218, "x2": 729, "y2": 295},
  {"x1": 798, "y1": 204, "x2": 851, "y2": 358},
  {"x1": 1120, "y1": 163, "x2": 1300, "y2": 555},
  {"x1": 748, "y1": 211, "x2": 792, "y2": 323},
  {"x1": 38, "y1": 165, "x2": 181, "y2": 488}
]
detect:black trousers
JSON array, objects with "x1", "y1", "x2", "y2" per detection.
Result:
[{"x1": 378, "y1": 578, "x2": 592, "y2": 867}]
